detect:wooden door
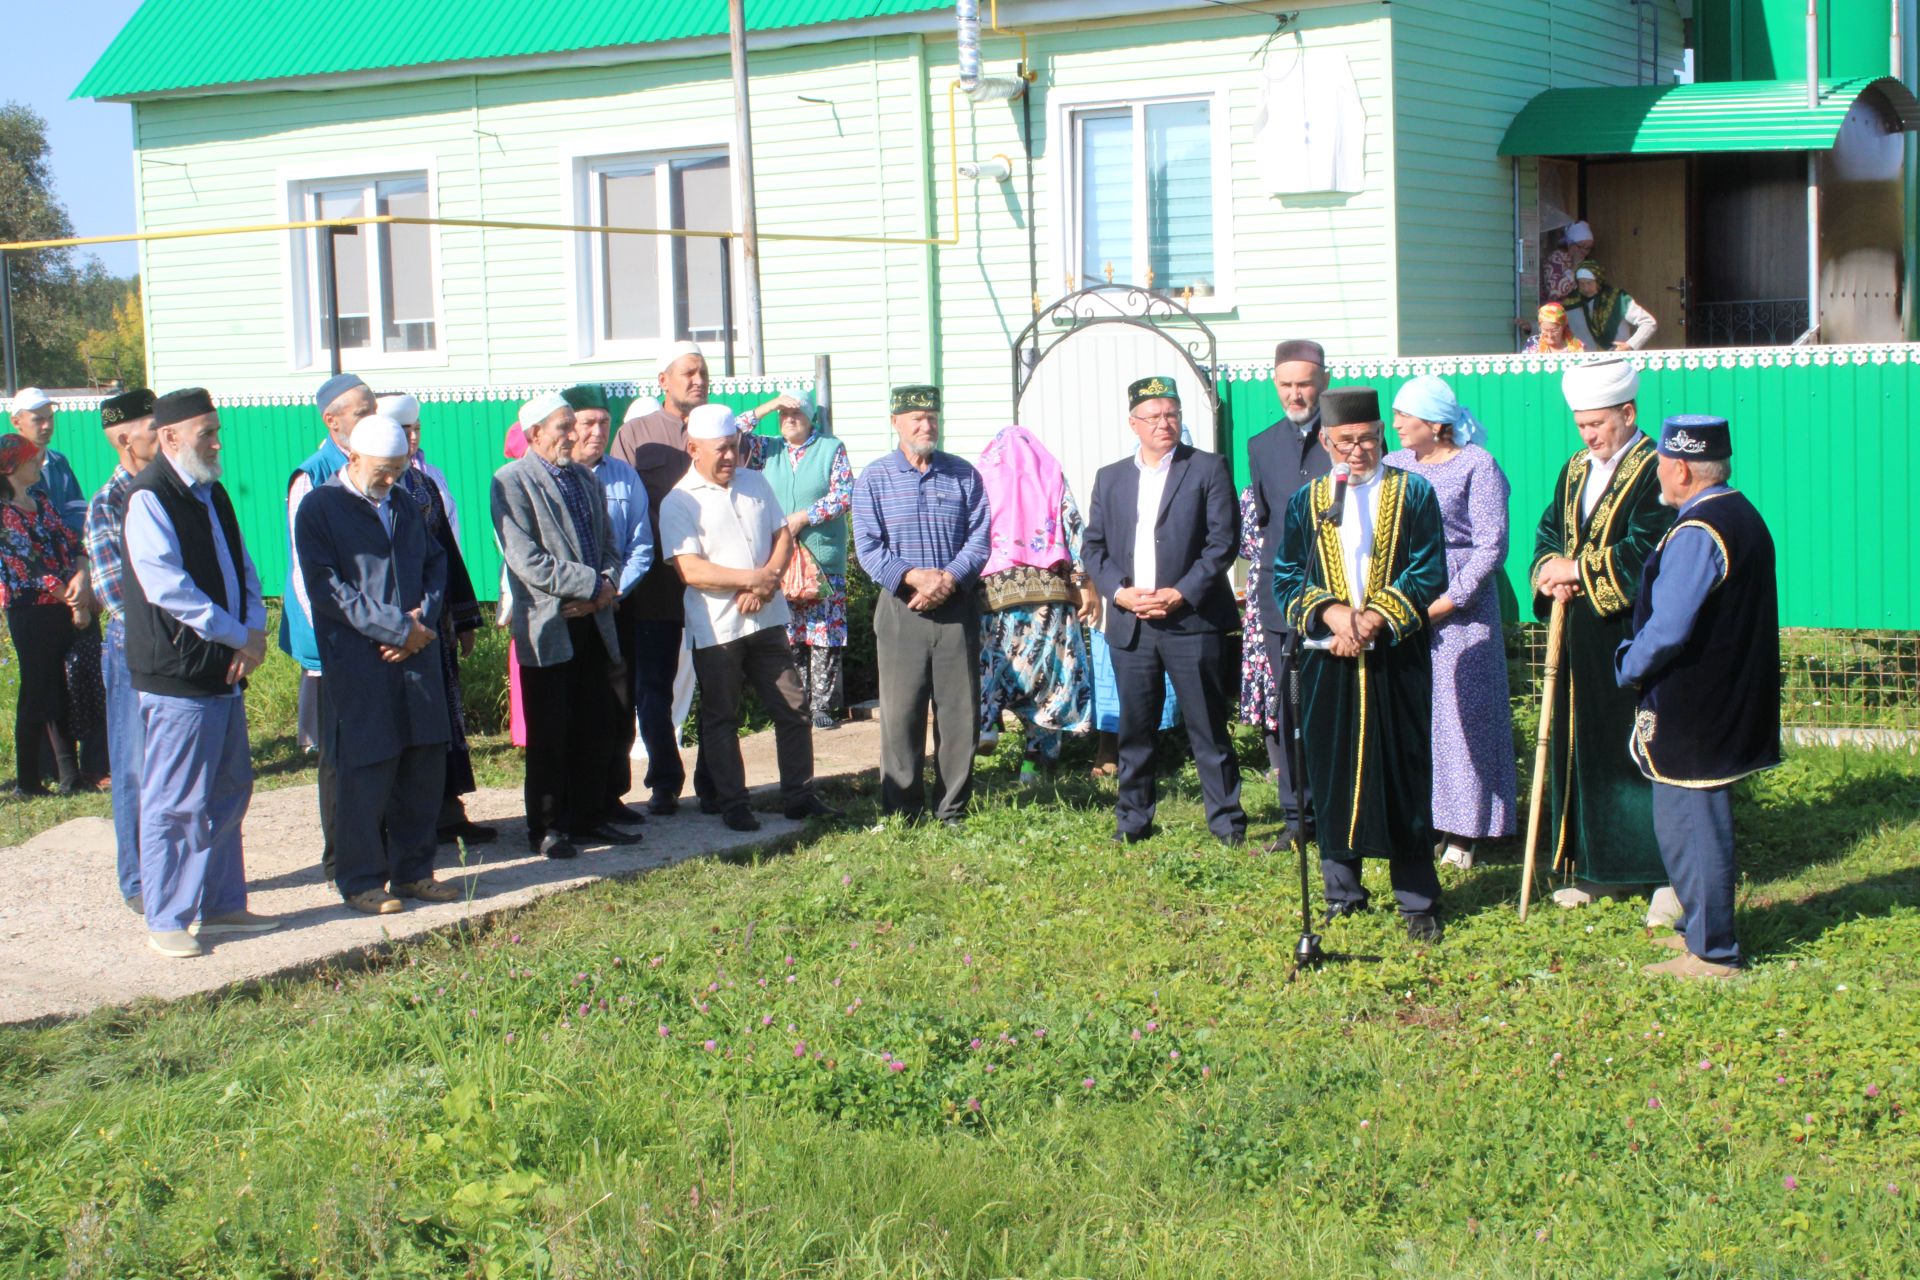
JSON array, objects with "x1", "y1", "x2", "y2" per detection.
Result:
[{"x1": 1584, "y1": 159, "x2": 1688, "y2": 349}]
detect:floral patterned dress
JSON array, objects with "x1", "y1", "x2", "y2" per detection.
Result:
[
  {"x1": 977, "y1": 486, "x2": 1093, "y2": 761},
  {"x1": 1237, "y1": 484, "x2": 1279, "y2": 731},
  {"x1": 781, "y1": 437, "x2": 854, "y2": 650}
]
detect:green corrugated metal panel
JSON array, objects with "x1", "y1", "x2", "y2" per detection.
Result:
[
  {"x1": 1217, "y1": 351, "x2": 1920, "y2": 631},
  {"x1": 1498, "y1": 76, "x2": 1920, "y2": 156},
  {"x1": 1696, "y1": 0, "x2": 1902, "y2": 83},
  {"x1": 44, "y1": 380, "x2": 808, "y2": 601},
  {"x1": 75, "y1": 0, "x2": 954, "y2": 99}
]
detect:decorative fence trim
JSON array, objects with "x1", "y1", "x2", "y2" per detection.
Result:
[
  {"x1": 1215, "y1": 341, "x2": 1918, "y2": 383},
  {"x1": 47, "y1": 376, "x2": 815, "y2": 413}
]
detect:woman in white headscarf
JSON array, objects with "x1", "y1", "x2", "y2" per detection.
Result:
[{"x1": 1383, "y1": 376, "x2": 1517, "y2": 868}]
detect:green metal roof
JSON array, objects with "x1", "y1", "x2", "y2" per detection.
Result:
[
  {"x1": 1499, "y1": 76, "x2": 1920, "y2": 157},
  {"x1": 76, "y1": 0, "x2": 957, "y2": 100}
]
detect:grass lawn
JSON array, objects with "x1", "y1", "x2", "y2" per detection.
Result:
[{"x1": 2, "y1": 729, "x2": 1916, "y2": 1277}]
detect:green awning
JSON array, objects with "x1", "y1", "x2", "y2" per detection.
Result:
[{"x1": 1499, "y1": 76, "x2": 1920, "y2": 157}]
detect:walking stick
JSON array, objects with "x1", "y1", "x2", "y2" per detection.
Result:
[
  {"x1": 1518, "y1": 597, "x2": 1568, "y2": 920},
  {"x1": 1281, "y1": 630, "x2": 1324, "y2": 973}
]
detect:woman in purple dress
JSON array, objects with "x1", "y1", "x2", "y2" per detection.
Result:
[{"x1": 1385, "y1": 376, "x2": 1517, "y2": 866}]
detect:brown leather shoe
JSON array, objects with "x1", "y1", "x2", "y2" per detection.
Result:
[
  {"x1": 346, "y1": 889, "x2": 403, "y2": 915},
  {"x1": 394, "y1": 878, "x2": 463, "y2": 904},
  {"x1": 1643, "y1": 953, "x2": 1738, "y2": 980},
  {"x1": 1650, "y1": 932, "x2": 1688, "y2": 951}
]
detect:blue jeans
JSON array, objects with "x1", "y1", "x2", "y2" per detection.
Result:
[
  {"x1": 103, "y1": 618, "x2": 144, "y2": 901},
  {"x1": 138, "y1": 691, "x2": 253, "y2": 933}
]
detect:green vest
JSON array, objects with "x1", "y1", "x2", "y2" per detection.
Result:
[{"x1": 763, "y1": 432, "x2": 849, "y2": 578}]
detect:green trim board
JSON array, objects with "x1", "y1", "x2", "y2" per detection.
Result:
[
  {"x1": 1498, "y1": 76, "x2": 1920, "y2": 157},
  {"x1": 75, "y1": 0, "x2": 957, "y2": 100}
]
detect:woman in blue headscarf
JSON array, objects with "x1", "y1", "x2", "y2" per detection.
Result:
[{"x1": 1384, "y1": 375, "x2": 1518, "y2": 868}]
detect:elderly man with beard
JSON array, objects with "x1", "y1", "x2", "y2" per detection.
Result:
[
  {"x1": 285, "y1": 372, "x2": 377, "y2": 881},
  {"x1": 122, "y1": 389, "x2": 277, "y2": 958},
  {"x1": 296, "y1": 414, "x2": 463, "y2": 914},
  {"x1": 851, "y1": 385, "x2": 990, "y2": 827},
  {"x1": 608, "y1": 340, "x2": 802, "y2": 814},
  {"x1": 1083, "y1": 377, "x2": 1246, "y2": 848},
  {"x1": 562, "y1": 383, "x2": 654, "y2": 824},
  {"x1": 1244, "y1": 340, "x2": 1334, "y2": 830},
  {"x1": 85, "y1": 388, "x2": 161, "y2": 911},
  {"x1": 1273, "y1": 387, "x2": 1449, "y2": 941},
  {"x1": 492, "y1": 393, "x2": 638, "y2": 860}
]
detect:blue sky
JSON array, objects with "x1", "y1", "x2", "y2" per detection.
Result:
[{"x1": 7, "y1": 0, "x2": 142, "y2": 276}]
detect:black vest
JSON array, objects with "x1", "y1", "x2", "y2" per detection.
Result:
[
  {"x1": 122, "y1": 458, "x2": 251, "y2": 697},
  {"x1": 1629, "y1": 489, "x2": 1781, "y2": 786}
]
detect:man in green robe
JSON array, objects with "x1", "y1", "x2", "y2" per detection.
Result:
[
  {"x1": 1530, "y1": 355, "x2": 1675, "y2": 910},
  {"x1": 1274, "y1": 387, "x2": 1449, "y2": 943}
]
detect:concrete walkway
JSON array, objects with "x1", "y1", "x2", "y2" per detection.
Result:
[{"x1": 0, "y1": 721, "x2": 882, "y2": 1025}]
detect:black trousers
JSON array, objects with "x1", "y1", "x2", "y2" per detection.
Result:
[
  {"x1": 302, "y1": 674, "x2": 341, "y2": 880},
  {"x1": 331, "y1": 742, "x2": 445, "y2": 899},
  {"x1": 1266, "y1": 630, "x2": 1315, "y2": 831},
  {"x1": 6, "y1": 604, "x2": 79, "y2": 791},
  {"x1": 1320, "y1": 853, "x2": 1442, "y2": 917},
  {"x1": 520, "y1": 619, "x2": 624, "y2": 839},
  {"x1": 629, "y1": 614, "x2": 687, "y2": 796},
  {"x1": 1110, "y1": 626, "x2": 1244, "y2": 840},
  {"x1": 691, "y1": 628, "x2": 814, "y2": 812}
]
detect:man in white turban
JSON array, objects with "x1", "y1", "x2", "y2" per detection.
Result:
[
  {"x1": 294, "y1": 415, "x2": 465, "y2": 914},
  {"x1": 1530, "y1": 355, "x2": 1676, "y2": 917}
]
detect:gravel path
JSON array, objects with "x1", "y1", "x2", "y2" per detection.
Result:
[{"x1": 0, "y1": 721, "x2": 883, "y2": 1025}]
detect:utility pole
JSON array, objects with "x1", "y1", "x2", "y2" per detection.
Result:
[{"x1": 728, "y1": 0, "x2": 766, "y2": 375}]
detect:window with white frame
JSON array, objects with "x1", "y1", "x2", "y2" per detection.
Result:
[
  {"x1": 578, "y1": 152, "x2": 737, "y2": 356},
  {"x1": 1067, "y1": 95, "x2": 1221, "y2": 298},
  {"x1": 297, "y1": 173, "x2": 438, "y2": 362}
]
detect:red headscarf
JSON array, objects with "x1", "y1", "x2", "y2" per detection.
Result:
[{"x1": 0, "y1": 434, "x2": 42, "y2": 476}]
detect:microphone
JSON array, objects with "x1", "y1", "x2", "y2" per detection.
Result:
[{"x1": 1322, "y1": 464, "x2": 1350, "y2": 527}]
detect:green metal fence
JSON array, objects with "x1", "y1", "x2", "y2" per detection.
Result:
[
  {"x1": 44, "y1": 376, "x2": 813, "y2": 603},
  {"x1": 1216, "y1": 346, "x2": 1917, "y2": 633}
]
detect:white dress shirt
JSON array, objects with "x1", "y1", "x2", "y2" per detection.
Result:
[
  {"x1": 1131, "y1": 448, "x2": 1173, "y2": 592},
  {"x1": 1580, "y1": 439, "x2": 1635, "y2": 521},
  {"x1": 1337, "y1": 468, "x2": 1385, "y2": 608},
  {"x1": 658, "y1": 466, "x2": 791, "y2": 649}
]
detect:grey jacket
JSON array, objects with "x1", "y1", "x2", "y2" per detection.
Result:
[{"x1": 490, "y1": 453, "x2": 622, "y2": 667}]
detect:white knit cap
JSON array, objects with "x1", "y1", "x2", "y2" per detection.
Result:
[
  {"x1": 518, "y1": 391, "x2": 571, "y2": 429},
  {"x1": 622, "y1": 394, "x2": 663, "y2": 424},
  {"x1": 658, "y1": 340, "x2": 705, "y2": 374},
  {"x1": 1561, "y1": 355, "x2": 1640, "y2": 412},
  {"x1": 10, "y1": 387, "x2": 52, "y2": 414},
  {"x1": 686, "y1": 403, "x2": 740, "y2": 440},
  {"x1": 376, "y1": 393, "x2": 421, "y2": 426},
  {"x1": 348, "y1": 414, "x2": 410, "y2": 458}
]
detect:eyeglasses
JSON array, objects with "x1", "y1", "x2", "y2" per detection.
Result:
[
  {"x1": 1131, "y1": 412, "x2": 1182, "y2": 427},
  {"x1": 1327, "y1": 435, "x2": 1383, "y2": 453}
]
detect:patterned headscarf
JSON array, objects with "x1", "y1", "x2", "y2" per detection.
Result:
[{"x1": 0, "y1": 433, "x2": 42, "y2": 476}]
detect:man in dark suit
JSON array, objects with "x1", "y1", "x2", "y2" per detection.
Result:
[
  {"x1": 295, "y1": 414, "x2": 466, "y2": 915},
  {"x1": 1245, "y1": 339, "x2": 1333, "y2": 831},
  {"x1": 1083, "y1": 376, "x2": 1245, "y2": 846}
]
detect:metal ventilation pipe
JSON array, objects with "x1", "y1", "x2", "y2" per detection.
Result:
[{"x1": 955, "y1": 0, "x2": 1026, "y2": 101}]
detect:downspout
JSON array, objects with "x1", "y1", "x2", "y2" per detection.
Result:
[
  {"x1": 1022, "y1": 47, "x2": 1039, "y2": 366},
  {"x1": 1805, "y1": 0, "x2": 1822, "y2": 342},
  {"x1": 472, "y1": 75, "x2": 493, "y2": 385},
  {"x1": 1513, "y1": 160, "x2": 1525, "y2": 353},
  {"x1": 912, "y1": 32, "x2": 942, "y2": 385}
]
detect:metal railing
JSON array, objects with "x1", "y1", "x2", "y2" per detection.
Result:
[{"x1": 1688, "y1": 299, "x2": 1812, "y2": 348}]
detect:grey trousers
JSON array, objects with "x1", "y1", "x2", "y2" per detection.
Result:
[
  {"x1": 692, "y1": 628, "x2": 815, "y2": 812},
  {"x1": 873, "y1": 591, "x2": 980, "y2": 821},
  {"x1": 1652, "y1": 782, "x2": 1741, "y2": 966}
]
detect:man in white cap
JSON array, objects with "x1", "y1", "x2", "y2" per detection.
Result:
[
  {"x1": 491, "y1": 392, "x2": 638, "y2": 860},
  {"x1": 376, "y1": 391, "x2": 494, "y2": 846},
  {"x1": 606, "y1": 340, "x2": 801, "y2": 815},
  {"x1": 8, "y1": 387, "x2": 88, "y2": 531},
  {"x1": 286, "y1": 372, "x2": 376, "y2": 882},
  {"x1": 295, "y1": 414, "x2": 464, "y2": 914},
  {"x1": 1531, "y1": 355, "x2": 1675, "y2": 916},
  {"x1": 659, "y1": 404, "x2": 835, "y2": 832}
]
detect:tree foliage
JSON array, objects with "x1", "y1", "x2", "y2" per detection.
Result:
[{"x1": 0, "y1": 101, "x2": 137, "y2": 389}]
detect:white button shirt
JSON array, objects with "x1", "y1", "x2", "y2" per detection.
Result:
[
  {"x1": 1131, "y1": 448, "x2": 1173, "y2": 592},
  {"x1": 1580, "y1": 438, "x2": 1636, "y2": 521},
  {"x1": 658, "y1": 465, "x2": 791, "y2": 649}
]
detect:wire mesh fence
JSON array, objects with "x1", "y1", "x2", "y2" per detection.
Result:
[{"x1": 1506, "y1": 625, "x2": 1920, "y2": 750}]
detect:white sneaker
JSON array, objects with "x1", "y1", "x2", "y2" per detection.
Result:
[
  {"x1": 974, "y1": 731, "x2": 1001, "y2": 757},
  {"x1": 1440, "y1": 844, "x2": 1474, "y2": 870},
  {"x1": 189, "y1": 909, "x2": 281, "y2": 936},
  {"x1": 1645, "y1": 886, "x2": 1683, "y2": 929},
  {"x1": 148, "y1": 930, "x2": 203, "y2": 958}
]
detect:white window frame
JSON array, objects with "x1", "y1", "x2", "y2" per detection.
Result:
[
  {"x1": 280, "y1": 158, "x2": 447, "y2": 372},
  {"x1": 1049, "y1": 83, "x2": 1236, "y2": 313},
  {"x1": 563, "y1": 146, "x2": 738, "y2": 364}
]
